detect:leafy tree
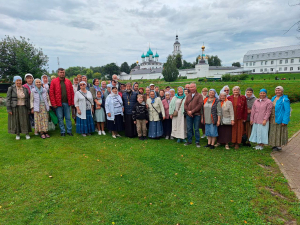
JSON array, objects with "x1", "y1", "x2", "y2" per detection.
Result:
[
  {"x1": 175, "y1": 53, "x2": 182, "y2": 69},
  {"x1": 232, "y1": 62, "x2": 241, "y2": 67},
  {"x1": 162, "y1": 55, "x2": 179, "y2": 82},
  {"x1": 120, "y1": 62, "x2": 130, "y2": 74},
  {"x1": 65, "y1": 66, "x2": 86, "y2": 78},
  {"x1": 93, "y1": 72, "x2": 101, "y2": 78},
  {"x1": 207, "y1": 55, "x2": 222, "y2": 66},
  {"x1": 181, "y1": 60, "x2": 194, "y2": 69},
  {"x1": 130, "y1": 62, "x2": 137, "y2": 70},
  {"x1": 0, "y1": 36, "x2": 48, "y2": 81},
  {"x1": 90, "y1": 66, "x2": 103, "y2": 74},
  {"x1": 103, "y1": 63, "x2": 120, "y2": 80},
  {"x1": 85, "y1": 69, "x2": 93, "y2": 79}
]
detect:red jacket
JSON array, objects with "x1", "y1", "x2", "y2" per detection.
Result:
[
  {"x1": 49, "y1": 78, "x2": 74, "y2": 107},
  {"x1": 227, "y1": 95, "x2": 247, "y2": 121}
]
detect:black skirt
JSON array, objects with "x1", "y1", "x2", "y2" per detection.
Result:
[
  {"x1": 124, "y1": 114, "x2": 137, "y2": 137},
  {"x1": 218, "y1": 125, "x2": 232, "y2": 144},
  {"x1": 107, "y1": 114, "x2": 124, "y2": 132},
  {"x1": 163, "y1": 118, "x2": 172, "y2": 136}
]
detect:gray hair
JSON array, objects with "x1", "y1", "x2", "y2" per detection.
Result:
[{"x1": 190, "y1": 82, "x2": 196, "y2": 87}]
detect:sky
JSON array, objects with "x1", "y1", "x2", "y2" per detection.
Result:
[{"x1": 0, "y1": 0, "x2": 299, "y2": 72}]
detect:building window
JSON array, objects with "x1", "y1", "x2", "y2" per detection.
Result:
[
  {"x1": 253, "y1": 69, "x2": 255, "y2": 72},
  {"x1": 290, "y1": 67, "x2": 293, "y2": 71},
  {"x1": 264, "y1": 68, "x2": 267, "y2": 72},
  {"x1": 253, "y1": 62, "x2": 256, "y2": 66},
  {"x1": 270, "y1": 68, "x2": 274, "y2": 72},
  {"x1": 285, "y1": 52, "x2": 288, "y2": 56},
  {"x1": 279, "y1": 60, "x2": 282, "y2": 64},
  {"x1": 291, "y1": 59, "x2": 294, "y2": 63},
  {"x1": 284, "y1": 67, "x2": 287, "y2": 71},
  {"x1": 298, "y1": 67, "x2": 300, "y2": 71},
  {"x1": 273, "y1": 53, "x2": 276, "y2": 56},
  {"x1": 261, "y1": 61, "x2": 263, "y2": 65},
  {"x1": 285, "y1": 59, "x2": 288, "y2": 63},
  {"x1": 279, "y1": 67, "x2": 282, "y2": 71},
  {"x1": 251, "y1": 55, "x2": 254, "y2": 59},
  {"x1": 246, "y1": 63, "x2": 248, "y2": 66},
  {"x1": 250, "y1": 62, "x2": 252, "y2": 66},
  {"x1": 257, "y1": 55, "x2": 259, "y2": 58},
  {"x1": 279, "y1": 52, "x2": 282, "y2": 56},
  {"x1": 260, "y1": 69, "x2": 263, "y2": 72},
  {"x1": 292, "y1": 51, "x2": 295, "y2": 54},
  {"x1": 265, "y1": 61, "x2": 267, "y2": 65},
  {"x1": 271, "y1": 61, "x2": 274, "y2": 64}
]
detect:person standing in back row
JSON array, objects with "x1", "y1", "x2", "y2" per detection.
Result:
[{"x1": 49, "y1": 68, "x2": 74, "y2": 136}]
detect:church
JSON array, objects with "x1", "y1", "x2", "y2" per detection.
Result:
[{"x1": 119, "y1": 35, "x2": 239, "y2": 80}]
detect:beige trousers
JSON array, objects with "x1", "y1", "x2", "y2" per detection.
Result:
[{"x1": 136, "y1": 119, "x2": 147, "y2": 137}]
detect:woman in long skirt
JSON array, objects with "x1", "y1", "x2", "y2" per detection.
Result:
[
  {"x1": 244, "y1": 88, "x2": 256, "y2": 146},
  {"x1": 162, "y1": 92, "x2": 172, "y2": 139}
]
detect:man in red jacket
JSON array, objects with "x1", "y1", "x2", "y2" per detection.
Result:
[{"x1": 49, "y1": 68, "x2": 74, "y2": 136}]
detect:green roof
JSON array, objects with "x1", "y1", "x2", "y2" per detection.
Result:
[
  {"x1": 145, "y1": 53, "x2": 149, "y2": 57},
  {"x1": 141, "y1": 53, "x2": 145, "y2": 58},
  {"x1": 147, "y1": 48, "x2": 153, "y2": 55},
  {"x1": 155, "y1": 52, "x2": 159, "y2": 57}
]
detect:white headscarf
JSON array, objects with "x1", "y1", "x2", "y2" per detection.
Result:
[{"x1": 220, "y1": 85, "x2": 230, "y2": 96}]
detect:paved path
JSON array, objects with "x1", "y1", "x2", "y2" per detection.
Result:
[{"x1": 272, "y1": 131, "x2": 300, "y2": 199}]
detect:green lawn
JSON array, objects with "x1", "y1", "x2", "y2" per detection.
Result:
[{"x1": 0, "y1": 103, "x2": 300, "y2": 224}]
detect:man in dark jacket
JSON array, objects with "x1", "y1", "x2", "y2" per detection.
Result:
[
  {"x1": 122, "y1": 83, "x2": 138, "y2": 137},
  {"x1": 132, "y1": 94, "x2": 148, "y2": 140}
]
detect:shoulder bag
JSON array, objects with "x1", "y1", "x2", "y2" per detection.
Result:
[
  {"x1": 173, "y1": 97, "x2": 185, "y2": 117},
  {"x1": 151, "y1": 102, "x2": 163, "y2": 120}
]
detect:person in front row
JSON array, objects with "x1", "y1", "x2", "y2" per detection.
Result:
[
  {"x1": 132, "y1": 94, "x2": 149, "y2": 140},
  {"x1": 94, "y1": 91, "x2": 106, "y2": 135},
  {"x1": 105, "y1": 86, "x2": 124, "y2": 138}
]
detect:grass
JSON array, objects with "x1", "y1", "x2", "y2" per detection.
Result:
[{"x1": 0, "y1": 102, "x2": 300, "y2": 224}]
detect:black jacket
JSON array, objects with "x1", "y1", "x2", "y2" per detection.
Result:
[{"x1": 132, "y1": 102, "x2": 148, "y2": 121}]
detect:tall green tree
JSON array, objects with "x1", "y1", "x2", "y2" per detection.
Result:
[
  {"x1": 232, "y1": 62, "x2": 241, "y2": 67},
  {"x1": 0, "y1": 36, "x2": 48, "y2": 81},
  {"x1": 103, "y1": 63, "x2": 120, "y2": 80},
  {"x1": 65, "y1": 66, "x2": 86, "y2": 77},
  {"x1": 85, "y1": 69, "x2": 94, "y2": 79},
  {"x1": 162, "y1": 55, "x2": 179, "y2": 82},
  {"x1": 130, "y1": 62, "x2": 137, "y2": 70},
  {"x1": 207, "y1": 55, "x2": 222, "y2": 66},
  {"x1": 120, "y1": 62, "x2": 130, "y2": 74},
  {"x1": 181, "y1": 60, "x2": 194, "y2": 69},
  {"x1": 175, "y1": 53, "x2": 182, "y2": 69},
  {"x1": 93, "y1": 72, "x2": 102, "y2": 79}
]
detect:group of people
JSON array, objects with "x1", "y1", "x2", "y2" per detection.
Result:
[{"x1": 7, "y1": 68, "x2": 291, "y2": 151}]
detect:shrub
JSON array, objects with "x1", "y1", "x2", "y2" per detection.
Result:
[{"x1": 222, "y1": 74, "x2": 231, "y2": 82}]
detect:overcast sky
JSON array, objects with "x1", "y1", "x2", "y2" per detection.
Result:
[{"x1": 0, "y1": 0, "x2": 299, "y2": 72}]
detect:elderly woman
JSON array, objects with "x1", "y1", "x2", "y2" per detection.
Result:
[
  {"x1": 23, "y1": 73, "x2": 35, "y2": 128},
  {"x1": 51, "y1": 75, "x2": 56, "y2": 81},
  {"x1": 159, "y1": 90, "x2": 165, "y2": 101},
  {"x1": 30, "y1": 79, "x2": 52, "y2": 139},
  {"x1": 184, "y1": 88, "x2": 189, "y2": 96},
  {"x1": 72, "y1": 77, "x2": 79, "y2": 124},
  {"x1": 202, "y1": 89, "x2": 221, "y2": 149},
  {"x1": 220, "y1": 85, "x2": 230, "y2": 97},
  {"x1": 104, "y1": 84, "x2": 112, "y2": 101},
  {"x1": 162, "y1": 92, "x2": 172, "y2": 139},
  {"x1": 244, "y1": 88, "x2": 256, "y2": 146},
  {"x1": 147, "y1": 90, "x2": 165, "y2": 139},
  {"x1": 105, "y1": 86, "x2": 124, "y2": 138},
  {"x1": 73, "y1": 77, "x2": 79, "y2": 94},
  {"x1": 228, "y1": 86, "x2": 248, "y2": 149},
  {"x1": 169, "y1": 89, "x2": 175, "y2": 99},
  {"x1": 200, "y1": 87, "x2": 208, "y2": 138},
  {"x1": 7, "y1": 76, "x2": 32, "y2": 140},
  {"x1": 74, "y1": 81, "x2": 95, "y2": 136},
  {"x1": 217, "y1": 92, "x2": 234, "y2": 149},
  {"x1": 249, "y1": 89, "x2": 273, "y2": 150},
  {"x1": 169, "y1": 87, "x2": 186, "y2": 143},
  {"x1": 41, "y1": 75, "x2": 50, "y2": 92},
  {"x1": 145, "y1": 87, "x2": 151, "y2": 100},
  {"x1": 269, "y1": 86, "x2": 291, "y2": 151}
]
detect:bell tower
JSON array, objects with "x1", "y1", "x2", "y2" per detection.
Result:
[{"x1": 172, "y1": 34, "x2": 182, "y2": 56}]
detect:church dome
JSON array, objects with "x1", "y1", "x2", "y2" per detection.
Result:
[
  {"x1": 147, "y1": 48, "x2": 153, "y2": 55},
  {"x1": 141, "y1": 53, "x2": 145, "y2": 58},
  {"x1": 155, "y1": 52, "x2": 159, "y2": 57},
  {"x1": 145, "y1": 53, "x2": 149, "y2": 57}
]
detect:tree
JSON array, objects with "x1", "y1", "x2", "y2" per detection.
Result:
[
  {"x1": 0, "y1": 36, "x2": 48, "y2": 81},
  {"x1": 103, "y1": 63, "x2": 120, "y2": 80},
  {"x1": 175, "y1": 53, "x2": 182, "y2": 69},
  {"x1": 232, "y1": 62, "x2": 241, "y2": 67},
  {"x1": 181, "y1": 60, "x2": 194, "y2": 69},
  {"x1": 162, "y1": 55, "x2": 179, "y2": 82},
  {"x1": 65, "y1": 66, "x2": 86, "y2": 77},
  {"x1": 120, "y1": 62, "x2": 130, "y2": 74},
  {"x1": 130, "y1": 62, "x2": 137, "y2": 70},
  {"x1": 207, "y1": 55, "x2": 222, "y2": 66},
  {"x1": 85, "y1": 69, "x2": 93, "y2": 79},
  {"x1": 93, "y1": 72, "x2": 101, "y2": 78}
]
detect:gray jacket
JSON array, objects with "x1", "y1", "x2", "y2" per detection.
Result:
[
  {"x1": 220, "y1": 100, "x2": 234, "y2": 125},
  {"x1": 6, "y1": 85, "x2": 30, "y2": 113}
]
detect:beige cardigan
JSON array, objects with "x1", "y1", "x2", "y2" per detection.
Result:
[
  {"x1": 146, "y1": 98, "x2": 165, "y2": 122},
  {"x1": 220, "y1": 100, "x2": 234, "y2": 125}
]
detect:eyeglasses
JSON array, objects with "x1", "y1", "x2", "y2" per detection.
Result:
[
  {"x1": 224, "y1": 90, "x2": 229, "y2": 92},
  {"x1": 80, "y1": 84, "x2": 86, "y2": 86}
]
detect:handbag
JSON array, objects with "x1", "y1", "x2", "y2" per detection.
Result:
[
  {"x1": 222, "y1": 117, "x2": 232, "y2": 125},
  {"x1": 151, "y1": 103, "x2": 163, "y2": 120},
  {"x1": 173, "y1": 97, "x2": 185, "y2": 117},
  {"x1": 49, "y1": 110, "x2": 58, "y2": 125},
  {"x1": 48, "y1": 121, "x2": 56, "y2": 131}
]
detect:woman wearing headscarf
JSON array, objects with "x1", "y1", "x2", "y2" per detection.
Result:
[
  {"x1": 217, "y1": 92, "x2": 234, "y2": 149},
  {"x1": 159, "y1": 90, "x2": 165, "y2": 101},
  {"x1": 105, "y1": 86, "x2": 124, "y2": 138},
  {"x1": 249, "y1": 89, "x2": 273, "y2": 150},
  {"x1": 200, "y1": 87, "x2": 208, "y2": 138},
  {"x1": 169, "y1": 89, "x2": 175, "y2": 99},
  {"x1": 30, "y1": 78, "x2": 52, "y2": 139},
  {"x1": 132, "y1": 82, "x2": 139, "y2": 93},
  {"x1": 7, "y1": 76, "x2": 32, "y2": 140},
  {"x1": 162, "y1": 92, "x2": 172, "y2": 139},
  {"x1": 104, "y1": 84, "x2": 112, "y2": 101},
  {"x1": 228, "y1": 86, "x2": 248, "y2": 149},
  {"x1": 244, "y1": 87, "x2": 256, "y2": 146},
  {"x1": 146, "y1": 90, "x2": 165, "y2": 139},
  {"x1": 23, "y1": 73, "x2": 35, "y2": 128},
  {"x1": 41, "y1": 75, "x2": 50, "y2": 92},
  {"x1": 169, "y1": 86, "x2": 187, "y2": 143},
  {"x1": 220, "y1": 85, "x2": 230, "y2": 97},
  {"x1": 74, "y1": 81, "x2": 95, "y2": 136},
  {"x1": 202, "y1": 89, "x2": 221, "y2": 149},
  {"x1": 72, "y1": 77, "x2": 79, "y2": 124},
  {"x1": 269, "y1": 86, "x2": 290, "y2": 151}
]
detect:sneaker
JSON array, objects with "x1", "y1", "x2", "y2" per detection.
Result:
[
  {"x1": 139, "y1": 137, "x2": 144, "y2": 140},
  {"x1": 210, "y1": 145, "x2": 215, "y2": 149},
  {"x1": 116, "y1": 134, "x2": 121, "y2": 137},
  {"x1": 214, "y1": 143, "x2": 220, "y2": 147},
  {"x1": 165, "y1": 136, "x2": 169, "y2": 140},
  {"x1": 170, "y1": 136, "x2": 174, "y2": 140},
  {"x1": 184, "y1": 142, "x2": 192, "y2": 146},
  {"x1": 182, "y1": 139, "x2": 187, "y2": 143},
  {"x1": 67, "y1": 133, "x2": 74, "y2": 136},
  {"x1": 201, "y1": 134, "x2": 206, "y2": 139},
  {"x1": 34, "y1": 132, "x2": 39, "y2": 136},
  {"x1": 204, "y1": 144, "x2": 211, "y2": 148},
  {"x1": 16, "y1": 135, "x2": 20, "y2": 140},
  {"x1": 258, "y1": 146, "x2": 264, "y2": 150},
  {"x1": 82, "y1": 134, "x2": 87, "y2": 137},
  {"x1": 253, "y1": 145, "x2": 260, "y2": 150},
  {"x1": 143, "y1": 136, "x2": 148, "y2": 140},
  {"x1": 25, "y1": 135, "x2": 30, "y2": 140},
  {"x1": 225, "y1": 145, "x2": 230, "y2": 150},
  {"x1": 87, "y1": 133, "x2": 92, "y2": 136},
  {"x1": 98, "y1": 131, "x2": 102, "y2": 135},
  {"x1": 112, "y1": 135, "x2": 116, "y2": 138},
  {"x1": 177, "y1": 139, "x2": 181, "y2": 143},
  {"x1": 196, "y1": 142, "x2": 201, "y2": 148},
  {"x1": 102, "y1": 131, "x2": 106, "y2": 135}
]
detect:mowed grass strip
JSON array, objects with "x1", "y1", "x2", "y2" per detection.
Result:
[{"x1": 0, "y1": 103, "x2": 300, "y2": 224}]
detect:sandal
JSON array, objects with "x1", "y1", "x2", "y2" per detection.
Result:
[
  {"x1": 225, "y1": 145, "x2": 230, "y2": 150},
  {"x1": 41, "y1": 134, "x2": 46, "y2": 139},
  {"x1": 45, "y1": 133, "x2": 50, "y2": 138}
]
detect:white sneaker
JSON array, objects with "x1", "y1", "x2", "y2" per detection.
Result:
[
  {"x1": 116, "y1": 134, "x2": 121, "y2": 137},
  {"x1": 16, "y1": 135, "x2": 20, "y2": 140},
  {"x1": 25, "y1": 135, "x2": 30, "y2": 140},
  {"x1": 82, "y1": 134, "x2": 87, "y2": 137},
  {"x1": 201, "y1": 134, "x2": 206, "y2": 139},
  {"x1": 170, "y1": 136, "x2": 174, "y2": 140},
  {"x1": 165, "y1": 136, "x2": 169, "y2": 139},
  {"x1": 258, "y1": 146, "x2": 264, "y2": 150},
  {"x1": 98, "y1": 131, "x2": 102, "y2": 135},
  {"x1": 253, "y1": 145, "x2": 260, "y2": 150},
  {"x1": 112, "y1": 135, "x2": 116, "y2": 138},
  {"x1": 102, "y1": 131, "x2": 106, "y2": 135}
]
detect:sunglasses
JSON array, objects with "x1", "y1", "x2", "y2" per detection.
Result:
[
  {"x1": 224, "y1": 90, "x2": 229, "y2": 92},
  {"x1": 80, "y1": 84, "x2": 86, "y2": 86}
]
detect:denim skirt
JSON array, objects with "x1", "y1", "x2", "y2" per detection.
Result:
[
  {"x1": 76, "y1": 110, "x2": 95, "y2": 134},
  {"x1": 205, "y1": 124, "x2": 218, "y2": 137}
]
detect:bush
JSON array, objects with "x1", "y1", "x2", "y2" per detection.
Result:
[
  {"x1": 221, "y1": 74, "x2": 248, "y2": 82},
  {"x1": 222, "y1": 74, "x2": 231, "y2": 82}
]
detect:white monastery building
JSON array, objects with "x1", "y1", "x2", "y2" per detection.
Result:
[{"x1": 243, "y1": 45, "x2": 300, "y2": 73}]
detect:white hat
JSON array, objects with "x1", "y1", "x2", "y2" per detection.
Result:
[
  {"x1": 25, "y1": 73, "x2": 33, "y2": 79},
  {"x1": 150, "y1": 83, "x2": 154, "y2": 86}
]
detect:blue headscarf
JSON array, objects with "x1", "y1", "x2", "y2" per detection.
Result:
[
  {"x1": 175, "y1": 86, "x2": 186, "y2": 99},
  {"x1": 259, "y1": 89, "x2": 267, "y2": 94},
  {"x1": 107, "y1": 84, "x2": 113, "y2": 88},
  {"x1": 13, "y1": 76, "x2": 22, "y2": 83},
  {"x1": 150, "y1": 90, "x2": 156, "y2": 103},
  {"x1": 209, "y1": 89, "x2": 219, "y2": 99},
  {"x1": 33, "y1": 78, "x2": 44, "y2": 100}
]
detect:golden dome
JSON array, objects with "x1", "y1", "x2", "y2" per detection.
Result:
[
  {"x1": 136, "y1": 61, "x2": 139, "y2": 64},
  {"x1": 201, "y1": 45, "x2": 205, "y2": 50}
]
